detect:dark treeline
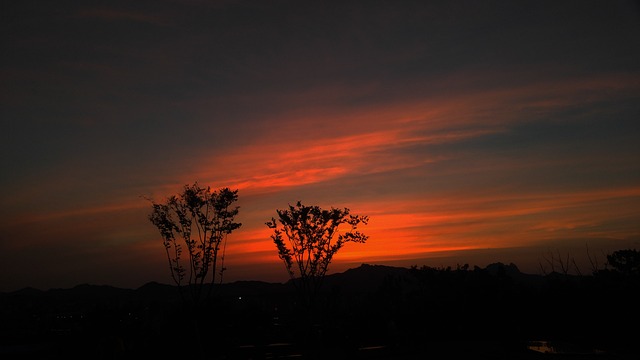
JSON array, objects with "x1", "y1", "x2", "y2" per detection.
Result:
[{"x1": 1, "y1": 254, "x2": 639, "y2": 359}]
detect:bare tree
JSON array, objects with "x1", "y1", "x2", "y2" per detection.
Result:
[
  {"x1": 586, "y1": 243, "x2": 607, "y2": 275},
  {"x1": 539, "y1": 248, "x2": 581, "y2": 276}
]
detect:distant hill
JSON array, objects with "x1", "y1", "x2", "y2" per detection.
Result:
[
  {"x1": 0, "y1": 262, "x2": 544, "y2": 299},
  {"x1": 0, "y1": 261, "x2": 554, "y2": 314},
  {"x1": 1, "y1": 262, "x2": 637, "y2": 359}
]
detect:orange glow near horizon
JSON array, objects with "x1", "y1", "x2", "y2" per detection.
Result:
[{"x1": 201, "y1": 184, "x2": 640, "y2": 269}]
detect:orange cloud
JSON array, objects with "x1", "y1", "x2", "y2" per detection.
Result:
[
  {"x1": 193, "y1": 116, "x2": 503, "y2": 196},
  {"x1": 150, "y1": 72, "x2": 640, "y2": 272},
  {"x1": 182, "y1": 72, "x2": 640, "y2": 197}
]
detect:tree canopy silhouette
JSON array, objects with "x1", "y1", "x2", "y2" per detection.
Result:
[
  {"x1": 148, "y1": 183, "x2": 241, "y2": 305},
  {"x1": 606, "y1": 248, "x2": 640, "y2": 276},
  {"x1": 266, "y1": 201, "x2": 368, "y2": 306}
]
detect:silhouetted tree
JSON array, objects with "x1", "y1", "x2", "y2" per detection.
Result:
[
  {"x1": 539, "y1": 248, "x2": 581, "y2": 276},
  {"x1": 148, "y1": 183, "x2": 241, "y2": 306},
  {"x1": 148, "y1": 183, "x2": 241, "y2": 359},
  {"x1": 606, "y1": 248, "x2": 640, "y2": 277},
  {"x1": 266, "y1": 201, "x2": 369, "y2": 308},
  {"x1": 266, "y1": 202, "x2": 368, "y2": 356}
]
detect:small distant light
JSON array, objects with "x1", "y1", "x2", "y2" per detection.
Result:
[{"x1": 238, "y1": 296, "x2": 242, "y2": 300}]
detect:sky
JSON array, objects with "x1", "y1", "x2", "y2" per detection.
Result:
[{"x1": 2, "y1": 0, "x2": 639, "y2": 292}]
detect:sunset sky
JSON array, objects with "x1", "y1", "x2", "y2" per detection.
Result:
[{"x1": 2, "y1": 0, "x2": 639, "y2": 292}]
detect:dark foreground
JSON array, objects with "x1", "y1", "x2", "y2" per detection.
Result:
[{"x1": 2, "y1": 263, "x2": 638, "y2": 359}]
